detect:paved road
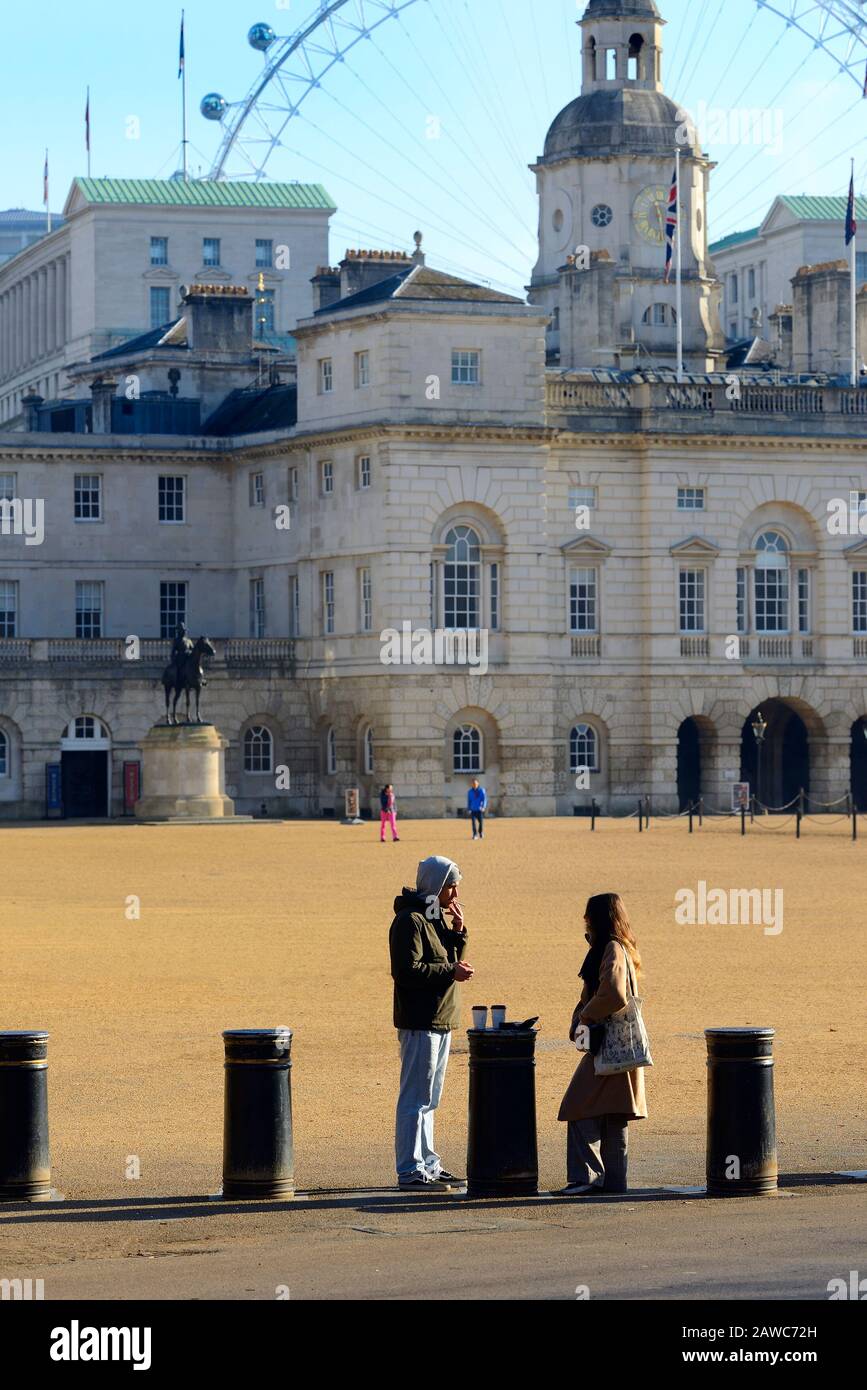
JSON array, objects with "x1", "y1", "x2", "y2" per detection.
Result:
[{"x1": 2, "y1": 1180, "x2": 864, "y2": 1300}]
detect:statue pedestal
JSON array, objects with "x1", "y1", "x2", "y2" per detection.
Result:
[{"x1": 135, "y1": 723, "x2": 235, "y2": 821}]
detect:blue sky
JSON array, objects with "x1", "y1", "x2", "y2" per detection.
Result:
[{"x1": 2, "y1": 0, "x2": 866, "y2": 294}]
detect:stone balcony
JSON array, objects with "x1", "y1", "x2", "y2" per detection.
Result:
[
  {"x1": 546, "y1": 375, "x2": 867, "y2": 438},
  {"x1": 0, "y1": 637, "x2": 297, "y2": 674}
]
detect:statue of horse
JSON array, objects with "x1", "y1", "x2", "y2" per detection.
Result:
[{"x1": 160, "y1": 636, "x2": 216, "y2": 725}]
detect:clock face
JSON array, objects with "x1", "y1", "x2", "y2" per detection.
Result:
[{"x1": 632, "y1": 185, "x2": 668, "y2": 245}]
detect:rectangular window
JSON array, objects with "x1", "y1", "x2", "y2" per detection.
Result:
[
  {"x1": 249, "y1": 471, "x2": 264, "y2": 507},
  {"x1": 75, "y1": 581, "x2": 103, "y2": 639},
  {"x1": 451, "y1": 349, "x2": 481, "y2": 385},
  {"x1": 0, "y1": 473, "x2": 16, "y2": 500},
  {"x1": 322, "y1": 571, "x2": 335, "y2": 635},
  {"x1": 150, "y1": 236, "x2": 168, "y2": 267},
  {"x1": 158, "y1": 475, "x2": 185, "y2": 523},
  {"x1": 357, "y1": 455, "x2": 371, "y2": 489},
  {"x1": 797, "y1": 568, "x2": 810, "y2": 634},
  {"x1": 754, "y1": 567, "x2": 789, "y2": 633},
  {"x1": 150, "y1": 286, "x2": 171, "y2": 330},
  {"x1": 0, "y1": 580, "x2": 17, "y2": 637},
  {"x1": 354, "y1": 351, "x2": 370, "y2": 388},
  {"x1": 159, "y1": 581, "x2": 187, "y2": 639},
  {"x1": 569, "y1": 567, "x2": 598, "y2": 634},
  {"x1": 321, "y1": 460, "x2": 333, "y2": 496},
  {"x1": 203, "y1": 237, "x2": 221, "y2": 267},
  {"x1": 255, "y1": 239, "x2": 273, "y2": 268},
  {"x1": 429, "y1": 562, "x2": 435, "y2": 629},
  {"x1": 748, "y1": 268, "x2": 756, "y2": 299},
  {"x1": 255, "y1": 289, "x2": 275, "y2": 339},
  {"x1": 74, "y1": 474, "x2": 101, "y2": 521},
  {"x1": 729, "y1": 321, "x2": 738, "y2": 339},
  {"x1": 677, "y1": 486, "x2": 705, "y2": 511},
  {"x1": 736, "y1": 566, "x2": 748, "y2": 635},
  {"x1": 731, "y1": 274, "x2": 739, "y2": 305},
  {"x1": 250, "y1": 578, "x2": 265, "y2": 638},
  {"x1": 318, "y1": 358, "x2": 333, "y2": 394},
  {"x1": 289, "y1": 575, "x2": 300, "y2": 638},
  {"x1": 857, "y1": 252, "x2": 867, "y2": 285},
  {"x1": 854, "y1": 572, "x2": 867, "y2": 633},
  {"x1": 679, "y1": 568, "x2": 705, "y2": 633},
  {"x1": 359, "y1": 567, "x2": 372, "y2": 632},
  {"x1": 568, "y1": 486, "x2": 596, "y2": 512},
  {"x1": 289, "y1": 467, "x2": 299, "y2": 502},
  {"x1": 490, "y1": 562, "x2": 499, "y2": 632}
]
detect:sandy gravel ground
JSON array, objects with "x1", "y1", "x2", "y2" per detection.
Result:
[{"x1": 2, "y1": 815, "x2": 865, "y2": 1211}]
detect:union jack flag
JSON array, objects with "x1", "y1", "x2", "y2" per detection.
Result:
[
  {"x1": 846, "y1": 170, "x2": 857, "y2": 247},
  {"x1": 663, "y1": 165, "x2": 678, "y2": 284}
]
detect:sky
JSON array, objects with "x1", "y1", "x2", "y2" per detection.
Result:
[{"x1": 1, "y1": 0, "x2": 866, "y2": 295}]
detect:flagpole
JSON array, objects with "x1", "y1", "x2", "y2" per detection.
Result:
[
  {"x1": 45, "y1": 150, "x2": 51, "y2": 234},
  {"x1": 676, "y1": 145, "x2": 684, "y2": 382},
  {"x1": 180, "y1": 11, "x2": 188, "y2": 182},
  {"x1": 851, "y1": 157, "x2": 857, "y2": 389},
  {"x1": 86, "y1": 87, "x2": 91, "y2": 177}
]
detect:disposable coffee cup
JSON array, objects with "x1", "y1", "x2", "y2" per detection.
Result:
[
  {"x1": 491, "y1": 1004, "x2": 506, "y2": 1029},
  {"x1": 471, "y1": 1005, "x2": 488, "y2": 1030}
]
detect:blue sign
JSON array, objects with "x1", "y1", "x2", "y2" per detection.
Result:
[{"x1": 46, "y1": 762, "x2": 62, "y2": 813}]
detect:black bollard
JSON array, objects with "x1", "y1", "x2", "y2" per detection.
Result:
[
  {"x1": 637, "y1": 798, "x2": 643, "y2": 831},
  {"x1": 591, "y1": 798, "x2": 597, "y2": 831},
  {"x1": 466, "y1": 1025, "x2": 538, "y2": 1198},
  {"x1": 698, "y1": 796, "x2": 704, "y2": 827},
  {"x1": 0, "y1": 1031, "x2": 51, "y2": 1201},
  {"x1": 221, "y1": 1028, "x2": 294, "y2": 1200},
  {"x1": 740, "y1": 804, "x2": 746, "y2": 836},
  {"x1": 705, "y1": 1027, "x2": 777, "y2": 1196},
  {"x1": 796, "y1": 807, "x2": 801, "y2": 839}
]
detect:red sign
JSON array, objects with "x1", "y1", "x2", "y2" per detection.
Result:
[{"x1": 123, "y1": 761, "x2": 141, "y2": 814}]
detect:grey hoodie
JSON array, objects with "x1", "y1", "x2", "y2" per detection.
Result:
[{"x1": 389, "y1": 856, "x2": 467, "y2": 1030}]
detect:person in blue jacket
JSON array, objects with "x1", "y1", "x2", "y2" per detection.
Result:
[{"x1": 467, "y1": 778, "x2": 487, "y2": 839}]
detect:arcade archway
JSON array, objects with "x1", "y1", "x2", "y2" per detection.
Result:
[{"x1": 740, "y1": 701, "x2": 811, "y2": 811}]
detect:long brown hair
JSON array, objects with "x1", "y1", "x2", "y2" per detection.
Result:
[{"x1": 579, "y1": 892, "x2": 641, "y2": 993}]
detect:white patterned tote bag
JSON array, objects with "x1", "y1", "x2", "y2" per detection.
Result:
[{"x1": 594, "y1": 941, "x2": 653, "y2": 1075}]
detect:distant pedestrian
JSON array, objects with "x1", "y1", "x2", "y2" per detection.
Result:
[
  {"x1": 389, "y1": 855, "x2": 473, "y2": 1192},
  {"x1": 380, "y1": 784, "x2": 399, "y2": 842},
  {"x1": 467, "y1": 778, "x2": 487, "y2": 839},
  {"x1": 555, "y1": 893, "x2": 648, "y2": 1196}
]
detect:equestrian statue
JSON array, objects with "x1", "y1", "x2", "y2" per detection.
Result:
[{"x1": 160, "y1": 623, "x2": 216, "y2": 724}]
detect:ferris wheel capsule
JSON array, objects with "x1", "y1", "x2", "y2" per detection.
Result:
[
  {"x1": 200, "y1": 93, "x2": 228, "y2": 121},
  {"x1": 248, "y1": 23, "x2": 277, "y2": 51}
]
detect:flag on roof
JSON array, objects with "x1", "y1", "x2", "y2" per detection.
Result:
[
  {"x1": 846, "y1": 170, "x2": 857, "y2": 246},
  {"x1": 178, "y1": 12, "x2": 185, "y2": 78},
  {"x1": 664, "y1": 165, "x2": 678, "y2": 284}
]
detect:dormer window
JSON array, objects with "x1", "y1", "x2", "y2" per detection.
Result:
[{"x1": 628, "y1": 34, "x2": 644, "y2": 81}]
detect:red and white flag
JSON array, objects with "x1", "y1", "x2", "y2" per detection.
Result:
[{"x1": 43, "y1": 150, "x2": 49, "y2": 207}]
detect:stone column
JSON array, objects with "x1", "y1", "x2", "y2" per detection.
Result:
[
  {"x1": 705, "y1": 733, "x2": 743, "y2": 814},
  {"x1": 46, "y1": 263, "x2": 56, "y2": 354},
  {"x1": 55, "y1": 258, "x2": 66, "y2": 348},
  {"x1": 810, "y1": 733, "x2": 851, "y2": 810}
]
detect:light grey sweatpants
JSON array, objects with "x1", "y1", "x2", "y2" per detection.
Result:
[
  {"x1": 567, "y1": 1115, "x2": 629, "y2": 1191},
  {"x1": 395, "y1": 1028, "x2": 452, "y2": 1182}
]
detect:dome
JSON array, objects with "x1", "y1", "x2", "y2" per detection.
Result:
[
  {"x1": 582, "y1": 0, "x2": 661, "y2": 18},
  {"x1": 541, "y1": 88, "x2": 696, "y2": 161}
]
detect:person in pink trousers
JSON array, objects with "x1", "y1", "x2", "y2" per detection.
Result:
[{"x1": 380, "y1": 784, "x2": 400, "y2": 842}]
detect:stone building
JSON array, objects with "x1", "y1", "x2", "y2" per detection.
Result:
[{"x1": 1, "y1": 0, "x2": 866, "y2": 822}]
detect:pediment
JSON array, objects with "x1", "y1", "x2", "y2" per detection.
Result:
[
  {"x1": 669, "y1": 535, "x2": 720, "y2": 558},
  {"x1": 561, "y1": 534, "x2": 612, "y2": 557},
  {"x1": 843, "y1": 536, "x2": 867, "y2": 559}
]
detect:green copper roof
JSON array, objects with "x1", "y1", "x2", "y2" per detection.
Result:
[
  {"x1": 709, "y1": 227, "x2": 761, "y2": 254},
  {"x1": 777, "y1": 194, "x2": 867, "y2": 221},
  {"x1": 72, "y1": 177, "x2": 334, "y2": 210}
]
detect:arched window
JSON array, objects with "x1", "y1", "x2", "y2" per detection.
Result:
[
  {"x1": 453, "y1": 725, "x2": 482, "y2": 774},
  {"x1": 754, "y1": 530, "x2": 790, "y2": 633},
  {"x1": 570, "y1": 724, "x2": 598, "y2": 774},
  {"x1": 628, "y1": 33, "x2": 644, "y2": 81},
  {"x1": 444, "y1": 525, "x2": 481, "y2": 630},
  {"x1": 642, "y1": 303, "x2": 677, "y2": 326},
  {"x1": 244, "y1": 725, "x2": 273, "y2": 773},
  {"x1": 363, "y1": 726, "x2": 374, "y2": 775},
  {"x1": 0, "y1": 729, "x2": 8, "y2": 777},
  {"x1": 63, "y1": 716, "x2": 107, "y2": 741},
  {"x1": 326, "y1": 726, "x2": 337, "y2": 775},
  {"x1": 587, "y1": 37, "x2": 597, "y2": 81}
]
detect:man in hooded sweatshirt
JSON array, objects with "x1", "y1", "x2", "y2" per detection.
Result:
[{"x1": 389, "y1": 854, "x2": 474, "y2": 1192}]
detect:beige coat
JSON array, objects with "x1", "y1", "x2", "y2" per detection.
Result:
[{"x1": 558, "y1": 939, "x2": 648, "y2": 1123}]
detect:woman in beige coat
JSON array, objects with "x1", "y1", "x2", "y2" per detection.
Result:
[{"x1": 555, "y1": 892, "x2": 647, "y2": 1196}]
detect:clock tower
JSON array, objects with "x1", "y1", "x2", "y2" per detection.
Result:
[{"x1": 529, "y1": 0, "x2": 723, "y2": 373}]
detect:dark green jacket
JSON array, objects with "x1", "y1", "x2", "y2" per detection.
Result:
[{"x1": 389, "y1": 889, "x2": 468, "y2": 1031}]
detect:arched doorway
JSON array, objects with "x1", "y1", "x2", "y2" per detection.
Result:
[
  {"x1": 740, "y1": 702, "x2": 809, "y2": 811},
  {"x1": 60, "y1": 716, "x2": 111, "y2": 818},
  {"x1": 676, "y1": 719, "x2": 701, "y2": 811},
  {"x1": 851, "y1": 719, "x2": 867, "y2": 812}
]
